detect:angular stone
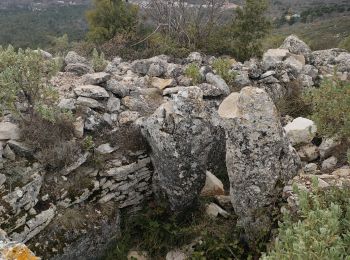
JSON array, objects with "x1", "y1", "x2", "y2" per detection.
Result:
[
  {"x1": 74, "y1": 85, "x2": 109, "y2": 99},
  {"x1": 151, "y1": 77, "x2": 176, "y2": 90},
  {"x1": 3, "y1": 175, "x2": 43, "y2": 214},
  {"x1": 3, "y1": 145, "x2": 16, "y2": 160},
  {"x1": 298, "y1": 144, "x2": 319, "y2": 162},
  {"x1": 220, "y1": 86, "x2": 301, "y2": 243},
  {"x1": 201, "y1": 171, "x2": 225, "y2": 196},
  {"x1": 106, "y1": 96, "x2": 121, "y2": 113},
  {"x1": 319, "y1": 138, "x2": 341, "y2": 159},
  {"x1": 96, "y1": 143, "x2": 117, "y2": 154},
  {"x1": 81, "y1": 72, "x2": 111, "y2": 85},
  {"x1": 166, "y1": 250, "x2": 186, "y2": 260},
  {"x1": 141, "y1": 87, "x2": 214, "y2": 211},
  {"x1": 262, "y1": 49, "x2": 289, "y2": 69},
  {"x1": 11, "y1": 207, "x2": 56, "y2": 243},
  {"x1": 205, "y1": 73, "x2": 230, "y2": 96},
  {"x1": 321, "y1": 156, "x2": 338, "y2": 171},
  {"x1": 65, "y1": 51, "x2": 88, "y2": 65},
  {"x1": 205, "y1": 203, "x2": 229, "y2": 218},
  {"x1": 76, "y1": 97, "x2": 105, "y2": 110},
  {"x1": 280, "y1": 35, "x2": 312, "y2": 61},
  {"x1": 65, "y1": 63, "x2": 93, "y2": 76},
  {"x1": 284, "y1": 117, "x2": 317, "y2": 146},
  {"x1": 58, "y1": 98, "x2": 76, "y2": 110},
  {"x1": 0, "y1": 122, "x2": 20, "y2": 141},
  {"x1": 199, "y1": 83, "x2": 228, "y2": 97}
]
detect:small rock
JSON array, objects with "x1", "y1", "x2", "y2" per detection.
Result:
[
  {"x1": 322, "y1": 156, "x2": 338, "y2": 171},
  {"x1": 262, "y1": 48, "x2": 290, "y2": 69},
  {"x1": 0, "y1": 122, "x2": 20, "y2": 141},
  {"x1": 205, "y1": 203, "x2": 229, "y2": 218},
  {"x1": 119, "y1": 111, "x2": 140, "y2": 125},
  {"x1": 166, "y1": 250, "x2": 186, "y2": 260},
  {"x1": 284, "y1": 117, "x2": 317, "y2": 145},
  {"x1": 331, "y1": 168, "x2": 350, "y2": 177},
  {"x1": 304, "y1": 163, "x2": 318, "y2": 174},
  {"x1": 65, "y1": 63, "x2": 93, "y2": 76},
  {"x1": 74, "y1": 85, "x2": 109, "y2": 99},
  {"x1": 81, "y1": 72, "x2": 111, "y2": 85},
  {"x1": 0, "y1": 174, "x2": 6, "y2": 186},
  {"x1": 76, "y1": 97, "x2": 105, "y2": 110},
  {"x1": 151, "y1": 77, "x2": 176, "y2": 90},
  {"x1": 73, "y1": 117, "x2": 84, "y2": 138},
  {"x1": 206, "y1": 73, "x2": 230, "y2": 96},
  {"x1": 96, "y1": 143, "x2": 117, "y2": 154},
  {"x1": 319, "y1": 138, "x2": 341, "y2": 159},
  {"x1": 7, "y1": 140, "x2": 33, "y2": 158},
  {"x1": 127, "y1": 250, "x2": 148, "y2": 260},
  {"x1": 201, "y1": 171, "x2": 225, "y2": 196},
  {"x1": 107, "y1": 96, "x2": 121, "y2": 113},
  {"x1": 58, "y1": 98, "x2": 76, "y2": 110},
  {"x1": 3, "y1": 145, "x2": 15, "y2": 160},
  {"x1": 298, "y1": 144, "x2": 319, "y2": 162}
]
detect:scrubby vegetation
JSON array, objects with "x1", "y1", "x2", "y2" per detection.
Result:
[
  {"x1": 185, "y1": 64, "x2": 202, "y2": 85},
  {"x1": 304, "y1": 77, "x2": 350, "y2": 139},
  {"x1": 105, "y1": 201, "x2": 253, "y2": 260},
  {"x1": 263, "y1": 179, "x2": 350, "y2": 259},
  {"x1": 212, "y1": 58, "x2": 236, "y2": 87},
  {"x1": 0, "y1": 46, "x2": 78, "y2": 170}
]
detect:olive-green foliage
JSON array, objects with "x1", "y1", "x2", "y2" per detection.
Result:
[
  {"x1": 91, "y1": 48, "x2": 107, "y2": 72},
  {"x1": 304, "y1": 77, "x2": 350, "y2": 139},
  {"x1": 0, "y1": 46, "x2": 59, "y2": 118},
  {"x1": 263, "y1": 180, "x2": 350, "y2": 260},
  {"x1": 338, "y1": 35, "x2": 350, "y2": 51},
  {"x1": 185, "y1": 64, "x2": 202, "y2": 85},
  {"x1": 347, "y1": 149, "x2": 350, "y2": 165},
  {"x1": 212, "y1": 58, "x2": 236, "y2": 86},
  {"x1": 48, "y1": 34, "x2": 70, "y2": 56},
  {"x1": 0, "y1": 45, "x2": 77, "y2": 170},
  {"x1": 86, "y1": 0, "x2": 138, "y2": 43},
  {"x1": 232, "y1": 0, "x2": 271, "y2": 61}
]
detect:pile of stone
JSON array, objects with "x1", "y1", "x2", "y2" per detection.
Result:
[{"x1": 0, "y1": 35, "x2": 349, "y2": 259}]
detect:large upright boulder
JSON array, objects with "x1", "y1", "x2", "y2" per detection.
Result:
[
  {"x1": 140, "y1": 87, "x2": 214, "y2": 211},
  {"x1": 219, "y1": 87, "x2": 301, "y2": 243},
  {"x1": 280, "y1": 35, "x2": 312, "y2": 62}
]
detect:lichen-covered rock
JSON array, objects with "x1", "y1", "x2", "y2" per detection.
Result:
[
  {"x1": 140, "y1": 87, "x2": 214, "y2": 211},
  {"x1": 219, "y1": 86, "x2": 301, "y2": 243},
  {"x1": 205, "y1": 73, "x2": 230, "y2": 96},
  {"x1": 280, "y1": 35, "x2": 312, "y2": 61},
  {"x1": 284, "y1": 117, "x2": 317, "y2": 146},
  {"x1": 0, "y1": 122, "x2": 20, "y2": 141},
  {"x1": 0, "y1": 241, "x2": 40, "y2": 260},
  {"x1": 74, "y1": 85, "x2": 109, "y2": 99}
]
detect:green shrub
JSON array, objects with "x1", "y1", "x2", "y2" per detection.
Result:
[
  {"x1": 304, "y1": 77, "x2": 350, "y2": 139},
  {"x1": 263, "y1": 180, "x2": 350, "y2": 260},
  {"x1": 212, "y1": 58, "x2": 236, "y2": 86},
  {"x1": 91, "y1": 48, "x2": 107, "y2": 72},
  {"x1": 48, "y1": 34, "x2": 70, "y2": 55},
  {"x1": 338, "y1": 35, "x2": 350, "y2": 51},
  {"x1": 347, "y1": 149, "x2": 350, "y2": 165},
  {"x1": 0, "y1": 46, "x2": 59, "y2": 118},
  {"x1": 86, "y1": 0, "x2": 139, "y2": 43},
  {"x1": 185, "y1": 64, "x2": 202, "y2": 85}
]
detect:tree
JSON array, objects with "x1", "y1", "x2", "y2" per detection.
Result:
[
  {"x1": 86, "y1": 0, "x2": 139, "y2": 43},
  {"x1": 232, "y1": 0, "x2": 271, "y2": 61}
]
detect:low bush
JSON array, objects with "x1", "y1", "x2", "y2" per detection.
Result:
[
  {"x1": 91, "y1": 48, "x2": 108, "y2": 72},
  {"x1": 212, "y1": 58, "x2": 236, "y2": 86},
  {"x1": 263, "y1": 179, "x2": 350, "y2": 259},
  {"x1": 185, "y1": 64, "x2": 202, "y2": 85},
  {"x1": 338, "y1": 35, "x2": 350, "y2": 51},
  {"x1": 304, "y1": 77, "x2": 350, "y2": 139}
]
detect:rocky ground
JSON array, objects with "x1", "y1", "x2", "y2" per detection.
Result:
[{"x1": 0, "y1": 35, "x2": 349, "y2": 259}]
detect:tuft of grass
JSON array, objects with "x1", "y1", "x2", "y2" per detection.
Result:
[{"x1": 185, "y1": 63, "x2": 202, "y2": 85}]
